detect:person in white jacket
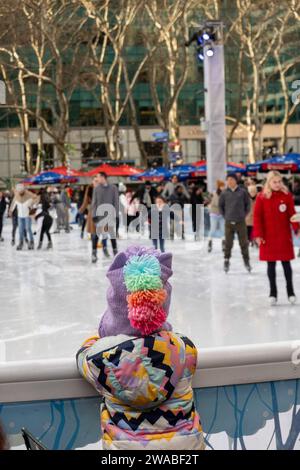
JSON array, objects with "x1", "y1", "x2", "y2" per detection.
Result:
[{"x1": 9, "y1": 184, "x2": 39, "y2": 250}]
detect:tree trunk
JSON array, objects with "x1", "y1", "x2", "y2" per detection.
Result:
[
  {"x1": 56, "y1": 142, "x2": 67, "y2": 165},
  {"x1": 128, "y1": 98, "x2": 148, "y2": 167}
]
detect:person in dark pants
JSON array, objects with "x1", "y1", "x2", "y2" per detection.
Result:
[
  {"x1": 79, "y1": 177, "x2": 101, "y2": 263},
  {"x1": 77, "y1": 186, "x2": 87, "y2": 238},
  {"x1": 150, "y1": 196, "x2": 169, "y2": 253},
  {"x1": 253, "y1": 171, "x2": 300, "y2": 305},
  {"x1": 132, "y1": 181, "x2": 157, "y2": 236},
  {"x1": 8, "y1": 195, "x2": 27, "y2": 246},
  {"x1": 219, "y1": 174, "x2": 251, "y2": 273},
  {"x1": 169, "y1": 185, "x2": 189, "y2": 240},
  {"x1": 91, "y1": 172, "x2": 119, "y2": 258},
  {"x1": 190, "y1": 186, "x2": 204, "y2": 241},
  {"x1": 35, "y1": 191, "x2": 53, "y2": 249},
  {"x1": 0, "y1": 191, "x2": 7, "y2": 242}
]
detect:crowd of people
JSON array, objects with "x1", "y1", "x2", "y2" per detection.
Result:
[
  {"x1": 1, "y1": 170, "x2": 300, "y2": 451},
  {"x1": 0, "y1": 170, "x2": 300, "y2": 304}
]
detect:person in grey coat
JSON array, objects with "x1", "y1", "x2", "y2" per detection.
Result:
[
  {"x1": 91, "y1": 171, "x2": 119, "y2": 258},
  {"x1": 219, "y1": 173, "x2": 251, "y2": 273},
  {"x1": 162, "y1": 175, "x2": 190, "y2": 202}
]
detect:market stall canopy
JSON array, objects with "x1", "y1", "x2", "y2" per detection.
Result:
[{"x1": 247, "y1": 153, "x2": 300, "y2": 174}]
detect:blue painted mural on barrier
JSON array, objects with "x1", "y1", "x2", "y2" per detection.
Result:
[{"x1": 1, "y1": 379, "x2": 300, "y2": 450}]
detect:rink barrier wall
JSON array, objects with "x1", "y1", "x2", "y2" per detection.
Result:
[
  {"x1": 0, "y1": 340, "x2": 300, "y2": 403},
  {"x1": 1, "y1": 341, "x2": 300, "y2": 449}
]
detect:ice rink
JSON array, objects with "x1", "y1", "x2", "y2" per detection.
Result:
[{"x1": 1, "y1": 219, "x2": 300, "y2": 363}]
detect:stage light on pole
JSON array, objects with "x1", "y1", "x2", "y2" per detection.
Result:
[
  {"x1": 197, "y1": 51, "x2": 204, "y2": 61},
  {"x1": 206, "y1": 47, "x2": 214, "y2": 57},
  {"x1": 203, "y1": 32, "x2": 210, "y2": 41}
]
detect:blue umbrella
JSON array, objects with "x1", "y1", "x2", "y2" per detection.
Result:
[
  {"x1": 247, "y1": 153, "x2": 300, "y2": 173},
  {"x1": 170, "y1": 164, "x2": 196, "y2": 180},
  {"x1": 131, "y1": 167, "x2": 172, "y2": 181},
  {"x1": 24, "y1": 171, "x2": 77, "y2": 184}
]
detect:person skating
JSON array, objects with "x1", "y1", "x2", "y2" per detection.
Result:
[
  {"x1": 79, "y1": 176, "x2": 101, "y2": 263},
  {"x1": 246, "y1": 185, "x2": 258, "y2": 247},
  {"x1": 169, "y1": 184, "x2": 189, "y2": 240},
  {"x1": 0, "y1": 191, "x2": 7, "y2": 242},
  {"x1": 91, "y1": 172, "x2": 119, "y2": 258},
  {"x1": 190, "y1": 185, "x2": 204, "y2": 241},
  {"x1": 207, "y1": 180, "x2": 225, "y2": 252},
  {"x1": 131, "y1": 181, "x2": 157, "y2": 236},
  {"x1": 151, "y1": 195, "x2": 169, "y2": 252},
  {"x1": 35, "y1": 191, "x2": 53, "y2": 250},
  {"x1": 76, "y1": 245, "x2": 204, "y2": 450},
  {"x1": 253, "y1": 171, "x2": 300, "y2": 306},
  {"x1": 162, "y1": 174, "x2": 190, "y2": 201},
  {"x1": 61, "y1": 186, "x2": 71, "y2": 233},
  {"x1": 9, "y1": 184, "x2": 39, "y2": 250},
  {"x1": 219, "y1": 174, "x2": 251, "y2": 273}
]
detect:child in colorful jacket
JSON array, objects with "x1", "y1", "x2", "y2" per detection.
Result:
[{"x1": 76, "y1": 245, "x2": 204, "y2": 450}]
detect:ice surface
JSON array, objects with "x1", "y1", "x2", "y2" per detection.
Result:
[{"x1": 1, "y1": 219, "x2": 300, "y2": 362}]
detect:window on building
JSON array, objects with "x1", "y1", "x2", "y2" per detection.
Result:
[
  {"x1": 81, "y1": 142, "x2": 107, "y2": 164},
  {"x1": 78, "y1": 108, "x2": 104, "y2": 127},
  {"x1": 139, "y1": 107, "x2": 158, "y2": 126},
  {"x1": 29, "y1": 109, "x2": 53, "y2": 128},
  {"x1": 262, "y1": 138, "x2": 279, "y2": 159},
  {"x1": 143, "y1": 141, "x2": 163, "y2": 168}
]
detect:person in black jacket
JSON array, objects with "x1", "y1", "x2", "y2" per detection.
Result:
[
  {"x1": 35, "y1": 191, "x2": 53, "y2": 250},
  {"x1": 219, "y1": 173, "x2": 251, "y2": 273},
  {"x1": 150, "y1": 195, "x2": 169, "y2": 253},
  {"x1": 169, "y1": 185, "x2": 188, "y2": 240},
  {"x1": 131, "y1": 181, "x2": 157, "y2": 236},
  {"x1": 190, "y1": 186, "x2": 204, "y2": 241},
  {"x1": 0, "y1": 191, "x2": 7, "y2": 242}
]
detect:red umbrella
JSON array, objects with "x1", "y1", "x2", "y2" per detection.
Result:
[
  {"x1": 85, "y1": 163, "x2": 143, "y2": 177},
  {"x1": 115, "y1": 165, "x2": 143, "y2": 176},
  {"x1": 192, "y1": 160, "x2": 207, "y2": 167},
  {"x1": 85, "y1": 164, "x2": 120, "y2": 177},
  {"x1": 51, "y1": 166, "x2": 87, "y2": 177}
]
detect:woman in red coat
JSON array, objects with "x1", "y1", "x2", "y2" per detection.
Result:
[{"x1": 253, "y1": 171, "x2": 300, "y2": 306}]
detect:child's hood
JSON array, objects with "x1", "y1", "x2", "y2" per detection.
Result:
[{"x1": 85, "y1": 331, "x2": 197, "y2": 409}]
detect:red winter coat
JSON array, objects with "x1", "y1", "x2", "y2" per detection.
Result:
[{"x1": 253, "y1": 190, "x2": 299, "y2": 261}]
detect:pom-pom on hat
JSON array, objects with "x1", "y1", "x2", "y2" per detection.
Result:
[
  {"x1": 98, "y1": 245, "x2": 173, "y2": 337},
  {"x1": 123, "y1": 254, "x2": 167, "y2": 335}
]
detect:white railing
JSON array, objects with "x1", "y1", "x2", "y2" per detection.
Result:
[{"x1": 1, "y1": 340, "x2": 300, "y2": 403}]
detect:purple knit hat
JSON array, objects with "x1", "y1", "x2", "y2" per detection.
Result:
[{"x1": 99, "y1": 245, "x2": 173, "y2": 337}]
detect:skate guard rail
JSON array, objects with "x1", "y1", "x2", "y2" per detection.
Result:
[{"x1": 1, "y1": 340, "x2": 300, "y2": 403}]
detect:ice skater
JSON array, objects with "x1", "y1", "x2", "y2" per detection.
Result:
[
  {"x1": 91, "y1": 172, "x2": 119, "y2": 258},
  {"x1": 76, "y1": 245, "x2": 204, "y2": 450},
  {"x1": 151, "y1": 195, "x2": 169, "y2": 252},
  {"x1": 9, "y1": 184, "x2": 39, "y2": 250},
  {"x1": 246, "y1": 185, "x2": 258, "y2": 246},
  {"x1": 207, "y1": 180, "x2": 225, "y2": 252},
  {"x1": 35, "y1": 191, "x2": 53, "y2": 250},
  {"x1": 253, "y1": 171, "x2": 300, "y2": 305},
  {"x1": 0, "y1": 191, "x2": 7, "y2": 242},
  {"x1": 219, "y1": 173, "x2": 252, "y2": 273},
  {"x1": 79, "y1": 176, "x2": 101, "y2": 263}
]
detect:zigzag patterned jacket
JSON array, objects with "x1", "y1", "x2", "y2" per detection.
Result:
[{"x1": 76, "y1": 331, "x2": 204, "y2": 450}]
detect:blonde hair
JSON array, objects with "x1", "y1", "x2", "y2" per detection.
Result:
[
  {"x1": 216, "y1": 179, "x2": 225, "y2": 190},
  {"x1": 248, "y1": 185, "x2": 257, "y2": 197},
  {"x1": 263, "y1": 171, "x2": 288, "y2": 198}
]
